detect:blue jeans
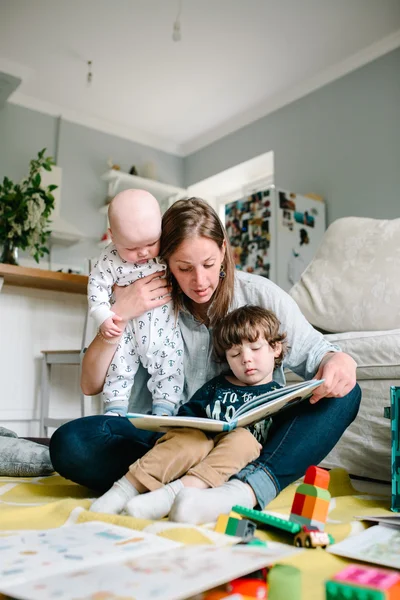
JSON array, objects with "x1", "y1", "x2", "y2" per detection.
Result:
[{"x1": 49, "y1": 384, "x2": 361, "y2": 506}]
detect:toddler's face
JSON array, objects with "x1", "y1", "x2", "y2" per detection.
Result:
[
  {"x1": 225, "y1": 337, "x2": 282, "y2": 387},
  {"x1": 114, "y1": 236, "x2": 161, "y2": 264}
]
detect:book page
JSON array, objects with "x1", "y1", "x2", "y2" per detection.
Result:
[
  {"x1": 127, "y1": 413, "x2": 230, "y2": 433},
  {"x1": 235, "y1": 380, "x2": 323, "y2": 428},
  {"x1": 5, "y1": 542, "x2": 302, "y2": 600},
  {"x1": 327, "y1": 524, "x2": 400, "y2": 569},
  {"x1": 234, "y1": 379, "x2": 322, "y2": 418},
  {"x1": 0, "y1": 522, "x2": 181, "y2": 590}
]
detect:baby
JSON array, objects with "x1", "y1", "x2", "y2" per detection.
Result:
[{"x1": 88, "y1": 189, "x2": 183, "y2": 417}]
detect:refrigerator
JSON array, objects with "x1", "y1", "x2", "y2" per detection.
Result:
[{"x1": 223, "y1": 185, "x2": 326, "y2": 292}]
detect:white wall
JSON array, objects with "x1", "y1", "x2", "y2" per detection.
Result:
[{"x1": 0, "y1": 286, "x2": 88, "y2": 437}]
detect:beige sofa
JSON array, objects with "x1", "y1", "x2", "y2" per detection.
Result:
[{"x1": 289, "y1": 216, "x2": 400, "y2": 481}]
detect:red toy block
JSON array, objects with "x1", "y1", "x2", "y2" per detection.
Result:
[
  {"x1": 304, "y1": 466, "x2": 330, "y2": 489},
  {"x1": 290, "y1": 492, "x2": 307, "y2": 516}
]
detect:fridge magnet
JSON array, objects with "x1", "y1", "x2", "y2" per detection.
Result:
[
  {"x1": 294, "y1": 210, "x2": 315, "y2": 228},
  {"x1": 279, "y1": 191, "x2": 296, "y2": 211}
]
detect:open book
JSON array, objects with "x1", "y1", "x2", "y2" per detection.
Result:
[
  {"x1": 0, "y1": 522, "x2": 301, "y2": 600},
  {"x1": 128, "y1": 379, "x2": 324, "y2": 433}
]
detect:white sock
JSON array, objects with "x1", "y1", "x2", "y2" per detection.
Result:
[
  {"x1": 169, "y1": 479, "x2": 254, "y2": 525},
  {"x1": 90, "y1": 476, "x2": 139, "y2": 514},
  {"x1": 125, "y1": 479, "x2": 184, "y2": 520}
]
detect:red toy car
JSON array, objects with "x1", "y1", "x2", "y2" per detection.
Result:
[{"x1": 294, "y1": 525, "x2": 333, "y2": 548}]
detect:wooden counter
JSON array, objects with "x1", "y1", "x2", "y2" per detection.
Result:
[{"x1": 0, "y1": 263, "x2": 88, "y2": 294}]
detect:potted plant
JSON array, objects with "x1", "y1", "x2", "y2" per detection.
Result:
[{"x1": 0, "y1": 149, "x2": 57, "y2": 265}]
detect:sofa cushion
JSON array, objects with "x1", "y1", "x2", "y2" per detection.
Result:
[
  {"x1": 321, "y1": 330, "x2": 400, "y2": 480},
  {"x1": 321, "y1": 377, "x2": 396, "y2": 481},
  {"x1": 285, "y1": 329, "x2": 400, "y2": 481},
  {"x1": 0, "y1": 435, "x2": 54, "y2": 477},
  {"x1": 289, "y1": 217, "x2": 400, "y2": 333},
  {"x1": 324, "y1": 329, "x2": 400, "y2": 379}
]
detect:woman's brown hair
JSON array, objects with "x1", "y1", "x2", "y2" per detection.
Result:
[
  {"x1": 160, "y1": 198, "x2": 235, "y2": 326},
  {"x1": 213, "y1": 305, "x2": 287, "y2": 367}
]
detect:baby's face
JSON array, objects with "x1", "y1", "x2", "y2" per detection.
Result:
[{"x1": 114, "y1": 234, "x2": 161, "y2": 264}]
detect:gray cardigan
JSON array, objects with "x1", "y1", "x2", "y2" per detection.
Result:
[{"x1": 128, "y1": 270, "x2": 339, "y2": 414}]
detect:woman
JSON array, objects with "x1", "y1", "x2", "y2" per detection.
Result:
[{"x1": 50, "y1": 198, "x2": 360, "y2": 524}]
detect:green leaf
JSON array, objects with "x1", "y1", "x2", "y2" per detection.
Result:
[
  {"x1": 42, "y1": 163, "x2": 52, "y2": 171},
  {"x1": 33, "y1": 173, "x2": 41, "y2": 187},
  {"x1": 47, "y1": 184, "x2": 58, "y2": 192}
]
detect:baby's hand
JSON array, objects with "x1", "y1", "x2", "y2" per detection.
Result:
[{"x1": 100, "y1": 315, "x2": 123, "y2": 338}]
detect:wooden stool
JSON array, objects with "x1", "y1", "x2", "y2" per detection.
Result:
[{"x1": 39, "y1": 350, "x2": 84, "y2": 437}]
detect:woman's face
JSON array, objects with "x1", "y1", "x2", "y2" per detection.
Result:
[{"x1": 168, "y1": 236, "x2": 225, "y2": 305}]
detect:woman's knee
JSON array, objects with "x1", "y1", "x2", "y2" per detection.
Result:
[{"x1": 344, "y1": 382, "x2": 362, "y2": 421}]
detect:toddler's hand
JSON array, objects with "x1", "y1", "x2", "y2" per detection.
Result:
[{"x1": 100, "y1": 315, "x2": 123, "y2": 338}]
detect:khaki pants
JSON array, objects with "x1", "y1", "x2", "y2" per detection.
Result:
[{"x1": 128, "y1": 427, "x2": 261, "y2": 491}]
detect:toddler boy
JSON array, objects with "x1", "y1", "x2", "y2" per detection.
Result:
[{"x1": 90, "y1": 305, "x2": 286, "y2": 522}]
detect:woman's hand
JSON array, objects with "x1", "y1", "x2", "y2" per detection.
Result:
[
  {"x1": 310, "y1": 352, "x2": 357, "y2": 404},
  {"x1": 113, "y1": 272, "x2": 172, "y2": 323}
]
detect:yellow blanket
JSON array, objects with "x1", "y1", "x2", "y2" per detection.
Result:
[{"x1": 0, "y1": 469, "x2": 392, "y2": 600}]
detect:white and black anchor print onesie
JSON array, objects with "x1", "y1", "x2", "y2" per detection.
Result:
[{"x1": 88, "y1": 245, "x2": 183, "y2": 417}]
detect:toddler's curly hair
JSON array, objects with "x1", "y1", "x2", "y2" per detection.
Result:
[{"x1": 213, "y1": 305, "x2": 287, "y2": 367}]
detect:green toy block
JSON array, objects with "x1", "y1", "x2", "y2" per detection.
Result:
[
  {"x1": 246, "y1": 538, "x2": 268, "y2": 547},
  {"x1": 225, "y1": 516, "x2": 241, "y2": 536},
  {"x1": 268, "y1": 564, "x2": 301, "y2": 600},
  {"x1": 232, "y1": 505, "x2": 301, "y2": 534},
  {"x1": 325, "y1": 580, "x2": 386, "y2": 599},
  {"x1": 294, "y1": 482, "x2": 331, "y2": 500}
]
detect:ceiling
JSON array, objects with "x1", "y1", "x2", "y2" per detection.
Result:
[{"x1": 1, "y1": 0, "x2": 400, "y2": 156}]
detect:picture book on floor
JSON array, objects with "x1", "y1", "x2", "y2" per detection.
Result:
[
  {"x1": 328, "y1": 524, "x2": 400, "y2": 570},
  {"x1": 0, "y1": 522, "x2": 301, "y2": 600},
  {"x1": 128, "y1": 379, "x2": 324, "y2": 433}
]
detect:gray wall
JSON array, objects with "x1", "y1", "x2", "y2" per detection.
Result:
[
  {"x1": 184, "y1": 48, "x2": 400, "y2": 224},
  {"x1": 1, "y1": 46, "x2": 399, "y2": 270},
  {"x1": 0, "y1": 104, "x2": 184, "y2": 270}
]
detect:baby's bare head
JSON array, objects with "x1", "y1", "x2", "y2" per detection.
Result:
[{"x1": 108, "y1": 189, "x2": 162, "y2": 263}]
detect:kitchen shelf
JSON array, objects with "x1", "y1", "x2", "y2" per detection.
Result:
[
  {"x1": 100, "y1": 169, "x2": 187, "y2": 202},
  {"x1": 0, "y1": 264, "x2": 88, "y2": 294}
]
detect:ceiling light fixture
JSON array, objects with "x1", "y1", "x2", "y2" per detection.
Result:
[{"x1": 172, "y1": 0, "x2": 182, "y2": 42}]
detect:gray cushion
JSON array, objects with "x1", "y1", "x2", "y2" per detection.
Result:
[
  {"x1": 0, "y1": 426, "x2": 18, "y2": 438},
  {"x1": 0, "y1": 436, "x2": 54, "y2": 477}
]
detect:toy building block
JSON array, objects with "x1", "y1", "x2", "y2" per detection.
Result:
[
  {"x1": 232, "y1": 505, "x2": 301, "y2": 535},
  {"x1": 390, "y1": 386, "x2": 400, "y2": 512},
  {"x1": 215, "y1": 513, "x2": 256, "y2": 541},
  {"x1": 268, "y1": 564, "x2": 302, "y2": 600},
  {"x1": 325, "y1": 564, "x2": 400, "y2": 600},
  {"x1": 227, "y1": 578, "x2": 268, "y2": 598},
  {"x1": 304, "y1": 465, "x2": 330, "y2": 489},
  {"x1": 290, "y1": 466, "x2": 331, "y2": 530}
]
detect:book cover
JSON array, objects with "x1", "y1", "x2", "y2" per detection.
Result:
[{"x1": 128, "y1": 379, "x2": 324, "y2": 433}]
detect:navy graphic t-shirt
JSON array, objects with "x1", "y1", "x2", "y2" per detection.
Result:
[{"x1": 178, "y1": 374, "x2": 282, "y2": 444}]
